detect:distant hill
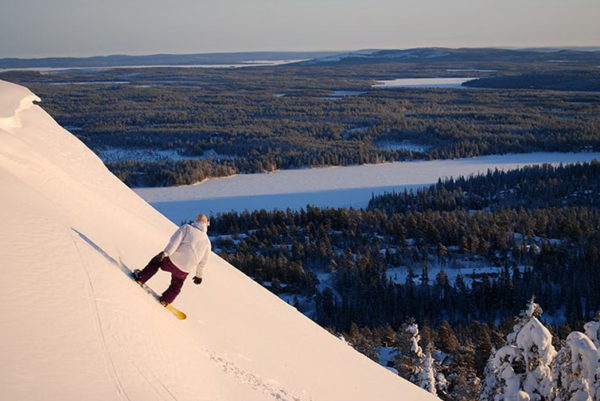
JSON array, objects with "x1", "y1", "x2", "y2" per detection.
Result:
[
  {"x1": 0, "y1": 51, "x2": 340, "y2": 69},
  {"x1": 5, "y1": 48, "x2": 600, "y2": 70},
  {"x1": 300, "y1": 47, "x2": 600, "y2": 65},
  {"x1": 464, "y1": 71, "x2": 600, "y2": 91}
]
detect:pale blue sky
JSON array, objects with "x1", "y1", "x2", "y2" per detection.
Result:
[{"x1": 1, "y1": 0, "x2": 599, "y2": 58}]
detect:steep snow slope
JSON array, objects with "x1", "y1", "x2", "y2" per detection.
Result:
[{"x1": 0, "y1": 80, "x2": 438, "y2": 401}]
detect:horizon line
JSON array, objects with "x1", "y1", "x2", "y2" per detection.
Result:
[{"x1": 3, "y1": 45, "x2": 600, "y2": 61}]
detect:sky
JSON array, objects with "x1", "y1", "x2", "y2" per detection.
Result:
[{"x1": 1, "y1": 0, "x2": 599, "y2": 58}]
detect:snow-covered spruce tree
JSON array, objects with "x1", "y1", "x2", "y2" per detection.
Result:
[
  {"x1": 395, "y1": 320, "x2": 441, "y2": 395},
  {"x1": 551, "y1": 332, "x2": 599, "y2": 401},
  {"x1": 516, "y1": 313, "x2": 556, "y2": 400},
  {"x1": 550, "y1": 340, "x2": 571, "y2": 401},
  {"x1": 492, "y1": 345, "x2": 530, "y2": 401},
  {"x1": 584, "y1": 311, "x2": 600, "y2": 401},
  {"x1": 583, "y1": 311, "x2": 600, "y2": 349},
  {"x1": 507, "y1": 297, "x2": 543, "y2": 345},
  {"x1": 395, "y1": 320, "x2": 450, "y2": 397},
  {"x1": 407, "y1": 322, "x2": 426, "y2": 360},
  {"x1": 481, "y1": 348, "x2": 500, "y2": 401},
  {"x1": 417, "y1": 349, "x2": 437, "y2": 395},
  {"x1": 484, "y1": 297, "x2": 556, "y2": 401},
  {"x1": 395, "y1": 320, "x2": 425, "y2": 379},
  {"x1": 436, "y1": 370, "x2": 449, "y2": 400}
]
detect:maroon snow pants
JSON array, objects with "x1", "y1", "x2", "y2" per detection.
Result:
[{"x1": 137, "y1": 254, "x2": 188, "y2": 304}]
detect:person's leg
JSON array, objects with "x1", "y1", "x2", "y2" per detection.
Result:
[
  {"x1": 160, "y1": 274, "x2": 187, "y2": 304},
  {"x1": 159, "y1": 257, "x2": 188, "y2": 304},
  {"x1": 136, "y1": 254, "x2": 162, "y2": 283}
]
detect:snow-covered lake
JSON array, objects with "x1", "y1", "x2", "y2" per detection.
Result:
[
  {"x1": 372, "y1": 77, "x2": 477, "y2": 89},
  {"x1": 48, "y1": 81, "x2": 130, "y2": 85},
  {"x1": 0, "y1": 59, "x2": 307, "y2": 73},
  {"x1": 318, "y1": 90, "x2": 367, "y2": 100},
  {"x1": 134, "y1": 152, "x2": 600, "y2": 223},
  {"x1": 446, "y1": 68, "x2": 497, "y2": 73}
]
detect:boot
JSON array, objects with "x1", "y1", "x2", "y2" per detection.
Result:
[{"x1": 132, "y1": 269, "x2": 144, "y2": 286}]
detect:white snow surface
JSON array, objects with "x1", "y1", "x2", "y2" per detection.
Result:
[
  {"x1": 516, "y1": 317, "x2": 556, "y2": 400},
  {"x1": 0, "y1": 80, "x2": 439, "y2": 401},
  {"x1": 0, "y1": 59, "x2": 306, "y2": 73},
  {"x1": 494, "y1": 345, "x2": 524, "y2": 401},
  {"x1": 583, "y1": 321, "x2": 600, "y2": 348},
  {"x1": 372, "y1": 77, "x2": 476, "y2": 89},
  {"x1": 134, "y1": 152, "x2": 600, "y2": 223},
  {"x1": 565, "y1": 332, "x2": 599, "y2": 399}
]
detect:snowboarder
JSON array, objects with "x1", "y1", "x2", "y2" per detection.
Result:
[{"x1": 134, "y1": 214, "x2": 212, "y2": 306}]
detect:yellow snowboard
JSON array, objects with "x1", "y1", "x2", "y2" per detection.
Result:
[{"x1": 165, "y1": 304, "x2": 187, "y2": 320}]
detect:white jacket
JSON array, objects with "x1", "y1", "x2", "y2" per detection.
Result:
[{"x1": 163, "y1": 222, "x2": 212, "y2": 278}]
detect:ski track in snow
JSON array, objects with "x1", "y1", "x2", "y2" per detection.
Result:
[
  {"x1": 71, "y1": 233, "x2": 133, "y2": 401},
  {"x1": 73, "y1": 230, "x2": 182, "y2": 401}
]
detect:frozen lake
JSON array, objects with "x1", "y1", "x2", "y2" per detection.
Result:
[
  {"x1": 134, "y1": 152, "x2": 600, "y2": 223},
  {"x1": 372, "y1": 77, "x2": 477, "y2": 89},
  {"x1": 0, "y1": 59, "x2": 307, "y2": 73}
]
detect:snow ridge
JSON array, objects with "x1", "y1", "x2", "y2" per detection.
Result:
[{"x1": 0, "y1": 81, "x2": 40, "y2": 128}]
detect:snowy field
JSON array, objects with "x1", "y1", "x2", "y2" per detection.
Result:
[
  {"x1": 372, "y1": 77, "x2": 477, "y2": 89},
  {"x1": 318, "y1": 90, "x2": 367, "y2": 100},
  {"x1": 446, "y1": 68, "x2": 498, "y2": 72},
  {"x1": 47, "y1": 80, "x2": 131, "y2": 85},
  {"x1": 385, "y1": 262, "x2": 521, "y2": 287},
  {"x1": 134, "y1": 152, "x2": 600, "y2": 223}
]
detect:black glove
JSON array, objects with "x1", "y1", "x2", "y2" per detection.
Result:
[{"x1": 193, "y1": 277, "x2": 203, "y2": 285}]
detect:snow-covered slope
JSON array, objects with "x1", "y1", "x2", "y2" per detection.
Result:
[{"x1": 0, "y1": 80, "x2": 438, "y2": 401}]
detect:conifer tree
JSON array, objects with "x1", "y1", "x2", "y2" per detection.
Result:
[
  {"x1": 583, "y1": 311, "x2": 600, "y2": 348},
  {"x1": 394, "y1": 320, "x2": 425, "y2": 379},
  {"x1": 417, "y1": 349, "x2": 437, "y2": 395},
  {"x1": 484, "y1": 298, "x2": 556, "y2": 401},
  {"x1": 551, "y1": 315, "x2": 600, "y2": 401},
  {"x1": 481, "y1": 349, "x2": 499, "y2": 401},
  {"x1": 438, "y1": 320, "x2": 460, "y2": 354}
]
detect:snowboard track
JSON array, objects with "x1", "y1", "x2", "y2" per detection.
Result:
[
  {"x1": 71, "y1": 232, "x2": 133, "y2": 401},
  {"x1": 72, "y1": 230, "x2": 180, "y2": 401}
]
